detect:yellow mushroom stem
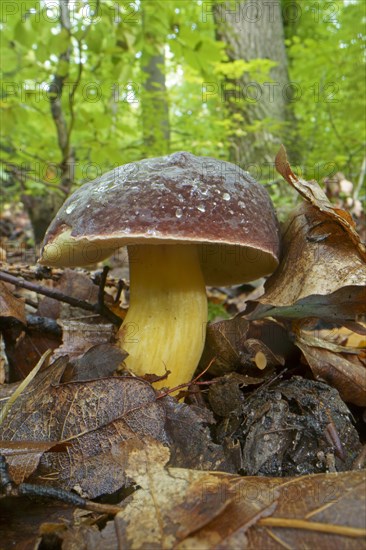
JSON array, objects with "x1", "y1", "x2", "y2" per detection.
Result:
[{"x1": 117, "y1": 244, "x2": 208, "y2": 390}]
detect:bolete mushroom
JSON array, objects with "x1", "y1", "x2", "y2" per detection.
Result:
[{"x1": 39, "y1": 152, "x2": 280, "y2": 389}]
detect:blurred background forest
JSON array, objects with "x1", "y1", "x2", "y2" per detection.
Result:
[{"x1": 1, "y1": 0, "x2": 365, "y2": 249}]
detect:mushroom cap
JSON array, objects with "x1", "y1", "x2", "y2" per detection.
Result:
[{"x1": 40, "y1": 151, "x2": 280, "y2": 285}]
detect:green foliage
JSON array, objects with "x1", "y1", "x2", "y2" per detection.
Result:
[
  {"x1": 0, "y1": 0, "x2": 228, "y2": 205},
  {"x1": 207, "y1": 301, "x2": 230, "y2": 322},
  {"x1": 1, "y1": 0, "x2": 364, "y2": 218},
  {"x1": 283, "y1": 0, "x2": 365, "y2": 182}
]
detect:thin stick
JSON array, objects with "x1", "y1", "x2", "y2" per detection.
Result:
[
  {"x1": 156, "y1": 357, "x2": 217, "y2": 399},
  {"x1": 0, "y1": 270, "x2": 121, "y2": 326},
  {"x1": 259, "y1": 517, "x2": 366, "y2": 538}
]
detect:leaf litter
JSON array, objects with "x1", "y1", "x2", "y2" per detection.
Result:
[{"x1": 0, "y1": 146, "x2": 365, "y2": 548}]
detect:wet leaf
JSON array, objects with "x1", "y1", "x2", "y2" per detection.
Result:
[
  {"x1": 214, "y1": 377, "x2": 361, "y2": 476},
  {"x1": 162, "y1": 396, "x2": 236, "y2": 472}
]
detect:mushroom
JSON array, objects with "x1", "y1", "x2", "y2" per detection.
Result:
[{"x1": 39, "y1": 152, "x2": 280, "y2": 390}]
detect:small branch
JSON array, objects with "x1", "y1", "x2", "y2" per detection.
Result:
[
  {"x1": 114, "y1": 279, "x2": 127, "y2": 304},
  {"x1": 67, "y1": 37, "x2": 84, "y2": 148},
  {"x1": 98, "y1": 266, "x2": 110, "y2": 310},
  {"x1": 0, "y1": 271, "x2": 121, "y2": 326},
  {"x1": 3, "y1": 161, "x2": 67, "y2": 193},
  {"x1": 0, "y1": 455, "x2": 122, "y2": 515}
]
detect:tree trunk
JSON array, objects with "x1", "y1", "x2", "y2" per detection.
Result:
[
  {"x1": 214, "y1": 0, "x2": 294, "y2": 174},
  {"x1": 22, "y1": 0, "x2": 73, "y2": 244},
  {"x1": 141, "y1": 1, "x2": 170, "y2": 156}
]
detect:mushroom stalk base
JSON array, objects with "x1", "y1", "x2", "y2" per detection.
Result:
[{"x1": 118, "y1": 244, "x2": 208, "y2": 390}]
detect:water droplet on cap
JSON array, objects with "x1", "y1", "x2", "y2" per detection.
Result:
[
  {"x1": 65, "y1": 204, "x2": 75, "y2": 214},
  {"x1": 175, "y1": 207, "x2": 183, "y2": 218},
  {"x1": 197, "y1": 204, "x2": 206, "y2": 213},
  {"x1": 223, "y1": 193, "x2": 231, "y2": 201}
]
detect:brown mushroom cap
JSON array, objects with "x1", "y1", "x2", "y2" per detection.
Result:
[{"x1": 40, "y1": 151, "x2": 280, "y2": 285}]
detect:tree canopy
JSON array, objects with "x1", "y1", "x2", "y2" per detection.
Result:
[{"x1": 1, "y1": 0, "x2": 365, "y2": 236}]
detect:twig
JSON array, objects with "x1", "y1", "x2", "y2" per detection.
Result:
[
  {"x1": 114, "y1": 279, "x2": 127, "y2": 304},
  {"x1": 156, "y1": 357, "x2": 217, "y2": 399},
  {"x1": 0, "y1": 455, "x2": 122, "y2": 515},
  {"x1": 0, "y1": 271, "x2": 121, "y2": 326},
  {"x1": 98, "y1": 266, "x2": 110, "y2": 311},
  {"x1": 258, "y1": 517, "x2": 366, "y2": 538}
]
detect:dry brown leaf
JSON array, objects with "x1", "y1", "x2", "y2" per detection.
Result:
[
  {"x1": 246, "y1": 149, "x2": 366, "y2": 322},
  {"x1": 198, "y1": 316, "x2": 249, "y2": 375},
  {"x1": 71, "y1": 440, "x2": 366, "y2": 549},
  {"x1": 0, "y1": 357, "x2": 234, "y2": 496},
  {"x1": 295, "y1": 325, "x2": 366, "y2": 406},
  {"x1": 113, "y1": 440, "x2": 273, "y2": 549},
  {"x1": 246, "y1": 470, "x2": 366, "y2": 549},
  {"x1": 0, "y1": 281, "x2": 26, "y2": 325},
  {"x1": 247, "y1": 202, "x2": 366, "y2": 322},
  {"x1": 61, "y1": 343, "x2": 127, "y2": 382},
  {"x1": 275, "y1": 145, "x2": 366, "y2": 261},
  {"x1": 0, "y1": 358, "x2": 167, "y2": 497},
  {"x1": 52, "y1": 320, "x2": 115, "y2": 362},
  {"x1": 0, "y1": 440, "x2": 59, "y2": 484}
]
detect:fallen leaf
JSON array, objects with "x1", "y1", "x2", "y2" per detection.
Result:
[
  {"x1": 275, "y1": 145, "x2": 366, "y2": 261},
  {"x1": 162, "y1": 396, "x2": 236, "y2": 472},
  {"x1": 0, "y1": 497, "x2": 74, "y2": 549},
  {"x1": 112, "y1": 440, "x2": 245, "y2": 548},
  {"x1": 0, "y1": 358, "x2": 167, "y2": 497},
  {"x1": 37, "y1": 269, "x2": 100, "y2": 320},
  {"x1": 68, "y1": 440, "x2": 366, "y2": 549},
  {"x1": 247, "y1": 202, "x2": 366, "y2": 321},
  {"x1": 246, "y1": 470, "x2": 366, "y2": 549},
  {"x1": 198, "y1": 316, "x2": 249, "y2": 375},
  {"x1": 213, "y1": 377, "x2": 361, "y2": 476},
  {"x1": 52, "y1": 320, "x2": 115, "y2": 362},
  {"x1": 295, "y1": 324, "x2": 366, "y2": 406},
  {"x1": 248, "y1": 286, "x2": 366, "y2": 322},
  {"x1": 0, "y1": 281, "x2": 26, "y2": 326},
  {"x1": 60, "y1": 343, "x2": 127, "y2": 382},
  {"x1": 0, "y1": 440, "x2": 61, "y2": 484}
]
